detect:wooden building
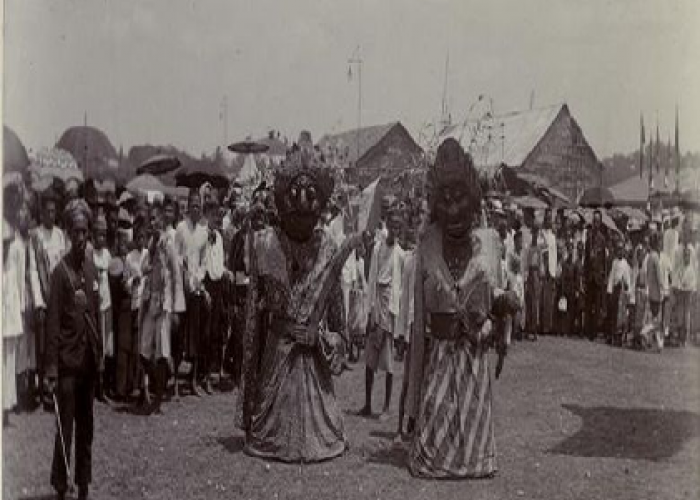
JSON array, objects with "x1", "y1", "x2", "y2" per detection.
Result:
[
  {"x1": 440, "y1": 104, "x2": 601, "y2": 202},
  {"x1": 318, "y1": 122, "x2": 423, "y2": 190}
]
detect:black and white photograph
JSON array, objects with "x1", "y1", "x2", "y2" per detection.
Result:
[{"x1": 1, "y1": 1, "x2": 699, "y2": 499}]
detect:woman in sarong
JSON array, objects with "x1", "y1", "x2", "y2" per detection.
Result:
[
  {"x1": 237, "y1": 136, "x2": 360, "y2": 463},
  {"x1": 407, "y1": 138, "x2": 501, "y2": 479}
]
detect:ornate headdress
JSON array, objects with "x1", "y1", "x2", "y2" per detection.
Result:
[
  {"x1": 426, "y1": 138, "x2": 482, "y2": 217},
  {"x1": 273, "y1": 131, "x2": 334, "y2": 212}
]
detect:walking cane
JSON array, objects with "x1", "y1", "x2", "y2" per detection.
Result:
[{"x1": 53, "y1": 392, "x2": 76, "y2": 495}]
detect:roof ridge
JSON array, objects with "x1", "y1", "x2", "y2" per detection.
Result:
[{"x1": 319, "y1": 121, "x2": 398, "y2": 140}]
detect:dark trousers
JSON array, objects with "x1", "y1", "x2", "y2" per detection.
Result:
[
  {"x1": 586, "y1": 283, "x2": 605, "y2": 339},
  {"x1": 51, "y1": 370, "x2": 96, "y2": 492},
  {"x1": 204, "y1": 277, "x2": 226, "y2": 376},
  {"x1": 223, "y1": 287, "x2": 246, "y2": 386},
  {"x1": 183, "y1": 291, "x2": 211, "y2": 373}
]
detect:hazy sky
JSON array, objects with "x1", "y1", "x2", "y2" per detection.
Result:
[{"x1": 4, "y1": 0, "x2": 699, "y2": 158}]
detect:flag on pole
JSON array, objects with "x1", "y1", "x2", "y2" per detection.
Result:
[
  {"x1": 664, "y1": 134, "x2": 671, "y2": 188},
  {"x1": 639, "y1": 114, "x2": 645, "y2": 178},
  {"x1": 357, "y1": 177, "x2": 382, "y2": 234},
  {"x1": 675, "y1": 106, "x2": 680, "y2": 193},
  {"x1": 655, "y1": 123, "x2": 660, "y2": 173},
  {"x1": 648, "y1": 130, "x2": 654, "y2": 190}
]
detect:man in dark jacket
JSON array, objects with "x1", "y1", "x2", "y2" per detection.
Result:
[
  {"x1": 46, "y1": 199, "x2": 102, "y2": 500},
  {"x1": 584, "y1": 210, "x2": 608, "y2": 340}
]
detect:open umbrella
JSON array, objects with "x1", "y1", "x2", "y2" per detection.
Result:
[
  {"x1": 29, "y1": 147, "x2": 83, "y2": 183},
  {"x1": 579, "y1": 186, "x2": 614, "y2": 208},
  {"x1": 175, "y1": 161, "x2": 229, "y2": 190},
  {"x1": 228, "y1": 140, "x2": 270, "y2": 155},
  {"x1": 4, "y1": 126, "x2": 30, "y2": 173},
  {"x1": 126, "y1": 173, "x2": 166, "y2": 194},
  {"x1": 137, "y1": 154, "x2": 181, "y2": 176}
]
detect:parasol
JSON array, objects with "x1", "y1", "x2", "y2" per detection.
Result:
[
  {"x1": 4, "y1": 126, "x2": 30, "y2": 173},
  {"x1": 175, "y1": 161, "x2": 229, "y2": 190},
  {"x1": 29, "y1": 147, "x2": 83, "y2": 184},
  {"x1": 136, "y1": 154, "x2": 182, "y2": 176},
  {"x1": 579, "y1": 186, "x2": 614, "y2": 208},
  {"x1": 236, "y1": 155, "x2": 262, "y2": 186},
  {"x1": 126, "y1": 173, "x2": 167, "y2": 194},
  {"x1": 228, "y1": 141, "x2": 270, "y2": 155}
]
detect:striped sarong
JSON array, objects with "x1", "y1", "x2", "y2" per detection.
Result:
[{"x1": 409, "y1": 338, "x2": 496, "y2": 478}]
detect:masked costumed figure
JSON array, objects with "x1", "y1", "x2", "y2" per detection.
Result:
[
  {"x1": 237, "y1": 134, "x2": 360, "y2": 463},
  {"x1": 406, "y1": 138, "x2": 515, "y2": 479}
]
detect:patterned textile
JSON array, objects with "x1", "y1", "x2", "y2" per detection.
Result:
[
  {"x1": 237, "y1": 227, "x2": 353, "y2": 463},
  {"x1": 410, "y1": 340, "x2": 496, "y2": 478},
  {"x1": 407, "y1": 224, "x2": 497, "y2": 479}
]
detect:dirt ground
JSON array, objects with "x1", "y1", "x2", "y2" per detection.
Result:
[{"x1": 3, "y1": 337, "x2": 700, "y2": 500}]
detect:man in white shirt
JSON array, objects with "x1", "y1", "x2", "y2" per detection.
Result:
[
  {"x1": 174, "y1": 189, "x2": 211, "y2": 397},
  {"x1": 358, "y1": 205, "x2": 404, "y2": 421},
  {"x1": 202, "y1": 201, "x2": 228, "y2": 393},
  {"x1": 540, "y1": 209, "x2": 558, "y2": 335},
  {"x1": 606, "y1": 242, "x2": 631, "y2": 344},
  {"x1": 663, "y1": 209, "x2": 681, "y2": 270},
  {"x1": 28, "y1": 190, "x2": 67, "y2": 407},
  {"x1": 659, "y1": 245, "x2": 673, "y2": 339}
]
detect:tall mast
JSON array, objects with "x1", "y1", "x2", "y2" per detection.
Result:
[{"x1": 440, "y1": 52, "x2": 450, "y2": 130}]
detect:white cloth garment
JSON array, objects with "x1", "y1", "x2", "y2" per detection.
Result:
[
  {"x1": 175, "y1": 218, "x2": 209, "y2": 293},
  {"x1": 203, "y1": 230, "x2": 225, "y2": 281},
  {"x1": 542, "y1": 228, "x2": 558, "y2": 278},
  {"x1": 93, "y1": 247, "x2": 112, "y2": 311},
  {"x1": 3, "y1": 233, "x2": 27, "y2": 339},
  {"x1": 663, "y1": 227, "x2": 679, "y2": 269},
  {"x1": 607, "y1": 258, "x2": 631, "y2": 295},
  {"x1": 366, "y1": 239, "x2": 404, "y2": 336},
  {"x1": 395, "y1": 250, "x2": 416, "y2": 343},
  {"x1": 126, "y1": 249, "x2": 148, "y2": 311},
  {"x1": 28, "y1": 225, "x2": 66, "y2": 309}
]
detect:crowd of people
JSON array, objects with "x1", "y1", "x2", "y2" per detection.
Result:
[
  {"x1": 2, "y1": 134, "x2": 699, "y2": 497},
  {"x1": 489, "y1": 200, "x2": 699, "y2": 351}
]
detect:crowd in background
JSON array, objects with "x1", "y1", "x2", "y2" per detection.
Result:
[{"x1": 2, "y1": 170, "x2": 699, "y2": 428}]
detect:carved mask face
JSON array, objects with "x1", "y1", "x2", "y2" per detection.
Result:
[
  {"x1": 280, "y1": 173, "x2": 322, "y2": 241},
  {"x1": 434, "y1": 181, "x2": 475, "y2": 239}
]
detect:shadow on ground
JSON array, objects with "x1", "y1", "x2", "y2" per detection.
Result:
[
  {"x1": 550, "y1": 404, "x2": 700, "y2": 461},
  {"x1": 365, "y1": 443, "x2": 408, "y2": 469},
  {"x1": 218, "y1": 435, "x2": 246, "y2": 454}
]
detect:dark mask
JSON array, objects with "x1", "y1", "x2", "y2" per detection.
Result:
[
  {"x1": 279, "y1": 173, "x2": 322, "y2": 242},
  {"x1": 434, "y1": 182, "x2": 475, "y2": 240}
]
